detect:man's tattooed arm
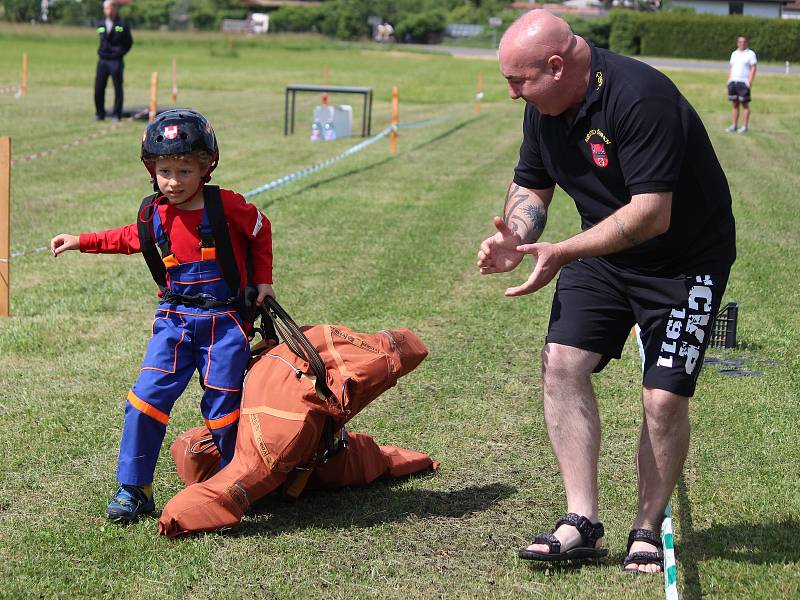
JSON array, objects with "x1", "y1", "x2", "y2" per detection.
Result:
[
  {"x1": 503, "y1": 183, "x2": 552, "y2": 244},
  {"x1": 611, "y1": 213, "x2": 640, "y2": 247}
]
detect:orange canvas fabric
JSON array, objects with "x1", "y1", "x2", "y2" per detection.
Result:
[{"x1": 159, "y1": 325, "x2": 434, "y2": 537}]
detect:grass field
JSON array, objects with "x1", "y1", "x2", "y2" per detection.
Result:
[{"x1": 1, "y1": 24, "x2": 799, "y2": 599}]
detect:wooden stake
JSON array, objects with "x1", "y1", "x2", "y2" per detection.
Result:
[
  {"x1": 227, "y1": 34, "x2": 233, "y2": 51},
  {"x1": 148, "y1": 71, "x2": 158, "y2": 122},
  {"x1": 0, "y1": 137, "x2": 10, "y2": 317},
  {"x1": 390, "y1": 86, "x2": 398, "y2": 156},
  {"x1": 171, "y1": 57, "x2": 177, "y2": 103},
  {"x1": 21, "y1": 53, "x2": 28, "y2": 97},
  {"x1": 475, "y1": 71, "x2": 483, "y2": 116}
]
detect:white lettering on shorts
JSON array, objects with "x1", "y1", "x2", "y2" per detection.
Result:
[{"x1": 656, "y1": 275, "x2": 714, "y2": 375}]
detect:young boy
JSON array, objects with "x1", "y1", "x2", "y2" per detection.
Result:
[{"x1": 50, "y1": 109, "x2": 274, "y2": 523}]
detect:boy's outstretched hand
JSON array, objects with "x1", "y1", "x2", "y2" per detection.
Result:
[
  {"x1": 255, "y1": 283, "x2": 275, "y2": 306},
  {"x1": 50, "y1": 234, "x2": 80, "y2": 257}
]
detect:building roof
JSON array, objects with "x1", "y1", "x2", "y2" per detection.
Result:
[
  {"x1": 240, "y1": 0, "x2": 322, "y2": 7},
  {"x1": 671, "y1": 0, "x2": 791, "y2": 3},
  {"x1": 510, "y1": 2, "x2": 607, "y2": 15}
]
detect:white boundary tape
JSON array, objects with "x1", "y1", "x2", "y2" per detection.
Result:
[
  {"x1": 242, "y1": 125, "x2": 393, "y2": 199},
  {"x1": 634, "y1": 325, "x2": 679, "y2": 600},
  {"x1": 11, "y1": 122, "x2": 126, "y2": 166}
]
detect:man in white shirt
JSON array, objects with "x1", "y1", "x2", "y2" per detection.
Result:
[{"x1": 726, "y1": 36, "x2": 757, "y2": 134}]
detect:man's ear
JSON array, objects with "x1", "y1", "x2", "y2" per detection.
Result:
[{"x1": 549, "y1": 55, "x2": 565, "y2": 80}]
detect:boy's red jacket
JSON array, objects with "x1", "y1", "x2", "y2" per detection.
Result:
[{"x1": 79, "y1": 188, "x2": 273, "y2": 287}]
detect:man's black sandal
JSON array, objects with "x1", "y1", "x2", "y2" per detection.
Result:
[
  {"x1": 518, "y1": 512, "x2": 608, "y2": 561},
  {"x1": 623, "y1": 528, "x2": 664, "y2": 573}
]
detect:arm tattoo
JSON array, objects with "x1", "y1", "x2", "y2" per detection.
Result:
[
  {"x1": 612, "y1": 214, "x2": 640, "y2": 246},
  {"x1": 503, "y1": 184, "x2": 548, "y2": 244},
  {"x1": 522, "y1": 204, "x2": 547, "y2": 243},
  {"x1": 503, "y1": 184, "x2": 530, "y2": 224}
]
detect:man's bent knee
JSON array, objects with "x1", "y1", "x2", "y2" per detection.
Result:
[
  {"x1": 542, "y1": 343, "x2": 602, "y2": 384},
  {"x1": 642, "y1": 387, "x2": 689, "y2": 427}
]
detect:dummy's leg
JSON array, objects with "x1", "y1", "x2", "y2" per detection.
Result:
[{"x1": 308, "y1": 432, "x2": 437, "y2": 489}]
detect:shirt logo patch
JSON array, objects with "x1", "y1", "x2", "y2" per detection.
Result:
[
  {"x1": 164, "y1": 125, "x2": 178, "y2": 140},
  {"x1": 595, "y1": 71, "x2": 604, "y2": 90},
  {"x1": 590, "y1": 142, "x2": 608, "y2": 168}
]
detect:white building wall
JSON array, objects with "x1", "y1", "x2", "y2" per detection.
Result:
[
  {"x1": 744, "y1": 2, "x2": 781, "y2": 16},
  {"x1": 672, "y1": 0, "x2": 728, "y2": 14},
  {"x1": 672, "y1": 0, "x2": 782, "y2": 17}
]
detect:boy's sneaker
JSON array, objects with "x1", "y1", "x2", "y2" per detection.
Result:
[
  {"x1": 725, "y1": 125, "x2": 737, "y2": 133},
  {"x1": 107, "y1": 485, "x2": 155, "y2": 523},
  {"x1": 737, "y1": 126, "x2": 748, "y2": 134}
]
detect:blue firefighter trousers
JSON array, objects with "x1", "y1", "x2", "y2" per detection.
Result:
[{"x1": 117, "y1": 307, "x2": 250, "y2": 486}]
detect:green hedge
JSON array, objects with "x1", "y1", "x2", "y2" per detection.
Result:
[
  {"x1": 564, "y1": 14, "x2": 611, "y2": 49},
  {"x1": 269, "y1": 4, "x2": 329, "y2": 33},
  {"x1": 608, "y1": 11, "x2": 800, "y2": 62},
  {"x1": 396, "y1": 9, "x2": 447, "y2": 43}
]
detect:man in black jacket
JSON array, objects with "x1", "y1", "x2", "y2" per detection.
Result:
[{"x1": 94, "y1": 0, "x2": 133, "y2": 121}]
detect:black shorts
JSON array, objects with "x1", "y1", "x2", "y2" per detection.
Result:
[
  {"x1": 546, "y1": 257, "x2": 731, "y2": 397},
  {"x1": 727, "y1": 81, "x2": 751, "y2": 103}
]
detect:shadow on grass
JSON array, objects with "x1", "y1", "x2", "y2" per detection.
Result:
[
  {"x1": 518, "y1": 557, "x2": 607, "y2": 574},
  {"x1": 685, "y1": 519, "x2": 800, "y2": 564},
  {"x1": 231, "y1": 479, "x2": 515, "y2": 537},
  {"x1": 256, "y1": 117, "x2": 479, "y2": 211},
  {"x1": 675, "y1": 477, "x2": 800, "y2": 600}
]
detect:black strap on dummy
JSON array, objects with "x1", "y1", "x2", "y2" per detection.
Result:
[
  {"x1": 258, "y1": 297, "x2": 331, "y2": 399},
  {"x1": 253, "y1": 298, "x2": 343, "y2": 478}
]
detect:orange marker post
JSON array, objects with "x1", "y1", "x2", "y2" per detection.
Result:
[
  {"x1": 171, "y1": 57, "x2": 178, "y2": 103},
  {"x1": 475, "y1": 71, "x2": 484, "y2": 116},
  {"x1": 21, "y1": 53, "x2": 28, "y2": 97},
  {"x1": 0, "y1": 137, "x2": 10, "y2": 317},
  {"x1": 148, "y1": 71, "x2": 158, "y2": 122},
  {"x1": 390, "y1": 86, "x2": 399, "y2": 156}
]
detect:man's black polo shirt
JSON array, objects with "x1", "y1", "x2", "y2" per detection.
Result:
[{"x1": 513, "y1": 44, "x2": 736, "y2": 276}]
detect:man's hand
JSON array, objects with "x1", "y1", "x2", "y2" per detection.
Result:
[
  {"x1": 504, "y1": 242, "x2": 567, "y2": 297},
  {"x1": 255, "y1": 283, "x2": 275, "y2": 306},
  {"x1": 477, "y1": 216, "x2": 525, "y2": 275},
  {"x1": 50, "y1": 234, "x2": 80, "y2": 257}
]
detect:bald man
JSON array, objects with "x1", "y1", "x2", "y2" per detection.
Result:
[{"x1": 477, "y1": 10, "x2": 735, "y2": 573}]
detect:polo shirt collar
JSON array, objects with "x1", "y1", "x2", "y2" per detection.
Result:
[{"x1": 572, "y1": 42, "x2": 606, "y2": 125}]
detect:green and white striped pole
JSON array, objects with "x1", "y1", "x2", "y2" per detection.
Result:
[
  {"x1": 661, "y1": 502, "x2": 679, "y2": 599},
  {"x1": 634, "y1": 325, "x2": 679, "y2": 600}
]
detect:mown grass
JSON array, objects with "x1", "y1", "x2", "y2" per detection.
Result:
[{"x1": 1, "y1": 25, "x2": 798, "y2": 599}]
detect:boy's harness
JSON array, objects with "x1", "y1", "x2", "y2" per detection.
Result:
[{"x1": 138, "y1": 185, "x2": 258, "y2": 323}]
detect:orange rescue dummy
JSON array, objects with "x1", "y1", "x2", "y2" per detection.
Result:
[{"x1": 159, "y1": 324, "x2": 437, "y2": 537}]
